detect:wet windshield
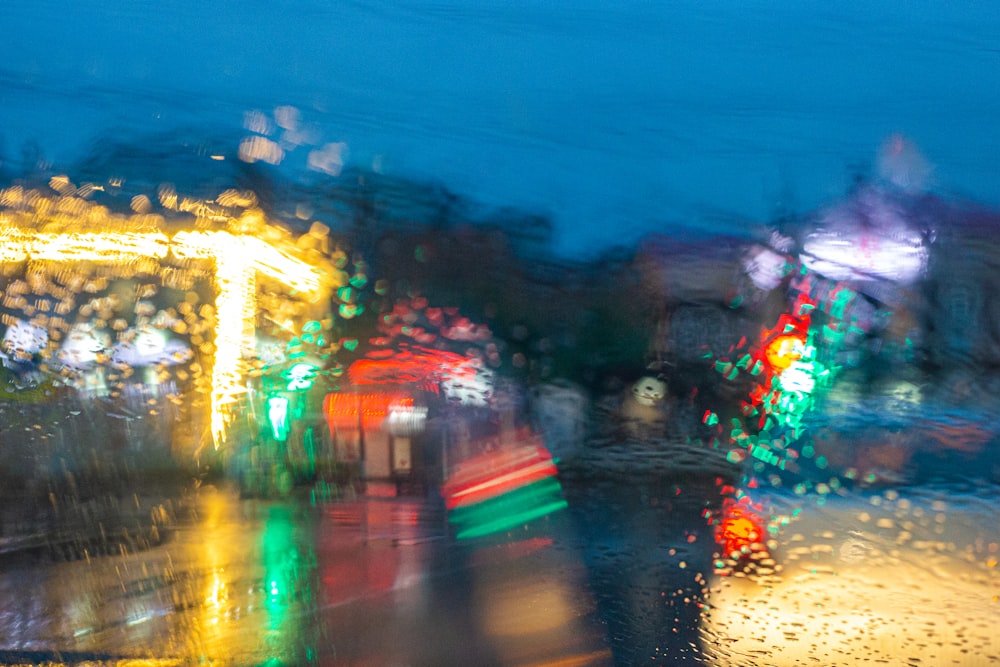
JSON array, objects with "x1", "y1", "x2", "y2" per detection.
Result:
[{"x1": 1, "y1": 3, "x2": 999, "y2": 666}]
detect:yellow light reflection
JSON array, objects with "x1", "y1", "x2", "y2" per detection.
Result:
[
  {"x1": 4, "y1": 662, "x2": 184, "y2": 667},
  {"x1": 702, "y1": 563, "x2": 1000, "y2": 666},
  {"x1": 469, "y1": 539, "x2": 609, "y2": 665},
  {"x1": 701, "y1": 494, "x2": 1000, "y2": 667}
]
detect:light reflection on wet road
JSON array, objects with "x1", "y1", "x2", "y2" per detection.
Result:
[{"x1": 0, "y1": 486, "x2": 611, "y2": 666}]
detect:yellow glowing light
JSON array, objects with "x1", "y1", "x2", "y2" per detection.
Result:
[
  {"x1": 0, "y1": 226, "x2": 30, "y2": 262},
  {"x1": 170, "y1": 231, "x2": 325, "y2": 444},
  {"x1": 242, "y1": 235, "x2": 324, "y2": 294},
  {"x1": 28, "y1": 232, "x2": 170, "y2": 262},
  {"x1": 765, "y1": 334, "x2": 805, "y2": 373},
  {"x1": 0, "y1": 184, "x2": 328, "y2": 450}
]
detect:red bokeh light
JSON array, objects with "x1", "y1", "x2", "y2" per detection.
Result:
[{"x1": 715, "y1": 497, "x2": 767, "y2": 559}]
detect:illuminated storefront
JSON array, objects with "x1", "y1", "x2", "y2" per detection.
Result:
[
  {"x1": 0, "y1": 179, "x2": 337, "y2": 460},
  {"x1": 323, "y1": 389, "x2": 428, "y2": 485}
]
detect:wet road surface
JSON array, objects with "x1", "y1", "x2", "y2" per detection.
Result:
[
  {"x1": 3, "y1": 456, "x2": 996, "y2": 666},
  {"x1": 0, "y1": 485, "x2": 615, "y2": 666}
]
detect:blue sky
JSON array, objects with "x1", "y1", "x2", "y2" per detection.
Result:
[{"x1": 3, "y1": 1, "x2": 1000, "y2": 256}]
